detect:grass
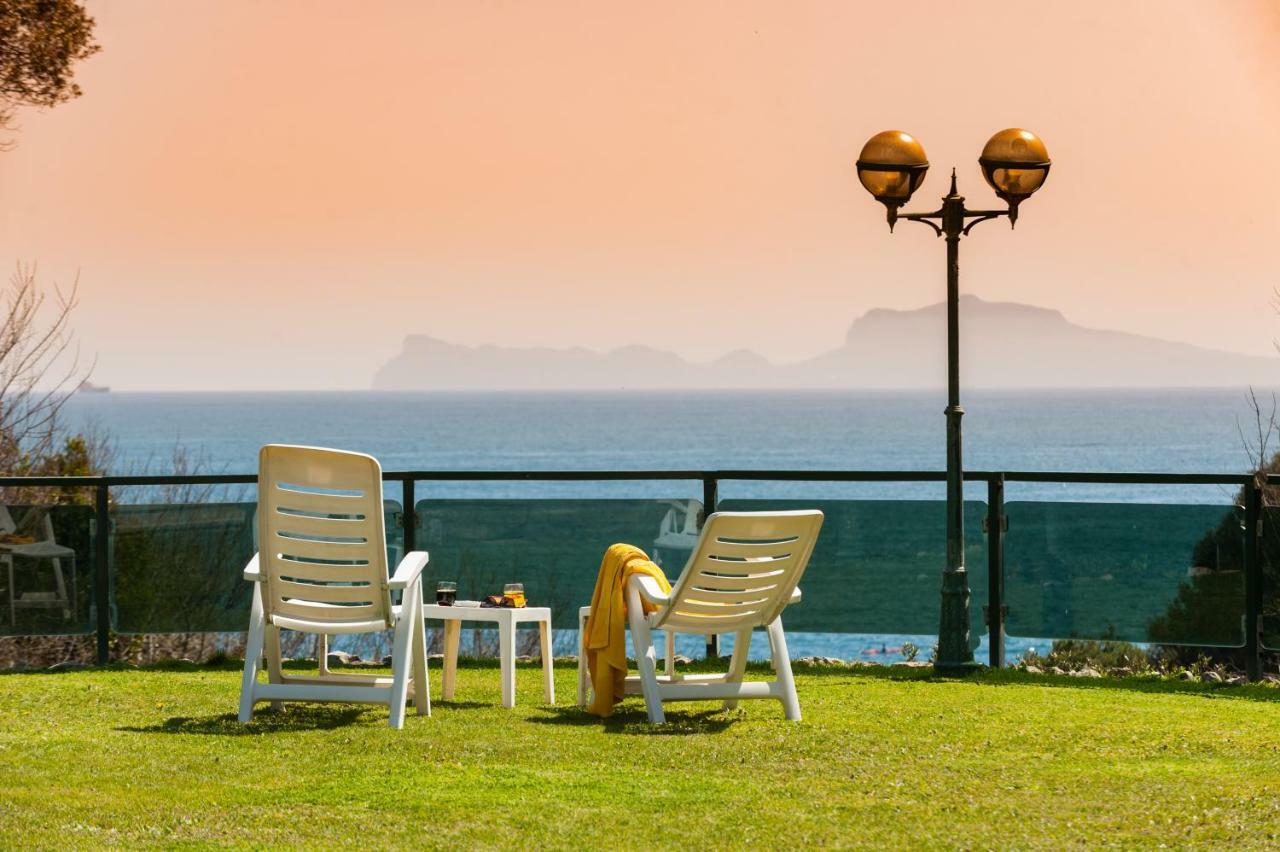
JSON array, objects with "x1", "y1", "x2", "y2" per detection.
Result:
[{"x1": 3, "y1": 660, "x2": 1280, "y2": 848}]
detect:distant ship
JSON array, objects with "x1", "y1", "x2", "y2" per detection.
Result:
[{"x1": 77, "y1": 381, "x2": 110, "y2": 394}]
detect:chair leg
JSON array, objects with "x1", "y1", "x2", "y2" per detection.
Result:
[
  {"x1": 264, "y1": 624, "x2": 285, "y2": 712},
  {"x1": 238, "y1": 590, "x2": 266, "y2": 723},
  {"x1": 627, "y1": 586, "x2": 665, "y2": 724},
  {"x1": 410, "y1": 593, "x2": 431, "y2": 717},
  {"x1": 665, "y1": 630, "x2": 677, "y2": 678},
  {"x1": 388, "y1": 596, "x2": 417, "y2": 729},
  {"x1": 317, "y1": 634, "x2": 330, "y2": 675},
  {"x1": 721, "y1": 628, "x2": 753, "y2": 711},
  {"x1": 577, "y1": 609, "x2": 589, "y2": 708},
  {"x1": 768, "y1": 617, "x2": 801, "y2": 721}
]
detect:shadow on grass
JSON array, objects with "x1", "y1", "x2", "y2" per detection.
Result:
[
  {"x1": 527, "y1": 703, "x2": 738, "y2": 735},
  {"x1": 117, "y1": 704, "x2": 384, "y2": 735}
]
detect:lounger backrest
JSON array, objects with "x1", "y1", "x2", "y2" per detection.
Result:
[
  {"x1": 256, "y1": 444, "x2": 393, "y2": 628},
  {"x1": 656, "y1": 510, "x2": 824, "y2": 632}
]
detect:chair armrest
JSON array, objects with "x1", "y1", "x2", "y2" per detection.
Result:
[
  {"x1": 632, "y1": 575, "x2": 670, "y2": 608},
  {"x1": 790, "y1": 586, "x2": 802, "y2": 604},
  {"x1": 243, "y1": 553, "x2": 262, "y2": 582},
  {"x1": 388, "y1": 551, "x2": 429, "y2": 591}
]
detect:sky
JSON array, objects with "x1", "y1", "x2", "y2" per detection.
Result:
[{"x1": 1, "y1": 1, "x2": 1278, "y2": 390}]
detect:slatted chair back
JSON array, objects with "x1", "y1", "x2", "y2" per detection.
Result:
[
  {"x1": 655, "y1": 510, "x2": 824, "y2": 633},
  {"x1": 256, "y1": 444, "x2": 393, "y2": 630}
]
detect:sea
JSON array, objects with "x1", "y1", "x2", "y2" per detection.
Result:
[{"x1": 60, "y1": 388, "x2": 1274, "y2": 663}]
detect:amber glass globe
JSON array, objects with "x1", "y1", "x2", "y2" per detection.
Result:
[
  {"x1": 856, "y1": 131, "x2": 929, "y2": 205},
  {"x1": 978, "y1": 128, "x2": 1050, "y2": 202}
]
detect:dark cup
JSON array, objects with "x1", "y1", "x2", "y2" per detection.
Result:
[{"x1": 436, "y1": 582, "x2": 457, "y2": 606}]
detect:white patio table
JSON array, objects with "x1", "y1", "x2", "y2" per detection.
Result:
[{"x1": 423, "y1": 603, "x2": 554, "y2": 708}]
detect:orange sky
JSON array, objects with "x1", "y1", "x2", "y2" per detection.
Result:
[{"x1": 2, "y1": 1, "x2": 1278, "y2": 390}]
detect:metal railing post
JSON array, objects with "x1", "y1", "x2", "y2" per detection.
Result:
[
  {"x1": 702, "y1": 475, "x2": 720, "y2": 660},
  {"x1": 94, "y1": 482, "x2": 110, "y2": 666},
  {"x1": 1244, "y1": 480, "x2": 1262, "y2": 681},
  {"x1": 986, "y1": 475, "x2": 1005, "y2": 668},
  {"x1": 402, "y1": 478, "x2": 416, "y2": 555}
]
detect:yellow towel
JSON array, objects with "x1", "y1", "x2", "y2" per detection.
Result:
[{"x1": 584, "y1": 543, "x2": 671, "y2": 717}]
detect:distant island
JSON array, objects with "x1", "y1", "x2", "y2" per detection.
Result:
[
  {"x1": 373, "y1": 296, "x2": 1279, "y2": 391},
  {"x1": 77, "y1": 380, "x2": 110, "y2": 393}
]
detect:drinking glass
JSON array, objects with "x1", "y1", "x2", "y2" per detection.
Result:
[
  {"x1": 502, "y1": 582, "x2": 526, "y2": 608},
  {"x1": 436, "y1": 581, "x2": 457, "y2": 606}
]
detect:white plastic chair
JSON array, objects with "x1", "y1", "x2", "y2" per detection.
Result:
[
  {"x1": 0, "y1": 505, "x2": 77, "y2": 624},
  {"x1": 239, "y1": 445, "x2": 430, "y2": 728},
  {"x1": 578, "y1": 509, "x2": 823, "y2": 723}
]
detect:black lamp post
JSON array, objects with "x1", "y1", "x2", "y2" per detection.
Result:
[{"x1": 854, "y1": 129, "x2": 1051, "y2": 675}]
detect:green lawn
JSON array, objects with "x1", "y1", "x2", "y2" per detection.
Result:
[{"x1": 3, "y1": 660, "x2": 1280, "y2": 848}]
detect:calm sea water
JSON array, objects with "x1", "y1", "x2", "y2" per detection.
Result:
[{"x1": 60, "y1": 388, "x2": 1272, "y2": 662}]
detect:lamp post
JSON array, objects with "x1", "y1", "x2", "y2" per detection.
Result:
[{"x1": 854, "y1": 129, "x2": 1051, "y2": 675}]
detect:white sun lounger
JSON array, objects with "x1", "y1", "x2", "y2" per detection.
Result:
[
  {"x1": 238, "y1": 445, "x2": 430, "y2": 728},
  {"x1": 578, "y1": 509, "x2": 823, "y2": 723}
]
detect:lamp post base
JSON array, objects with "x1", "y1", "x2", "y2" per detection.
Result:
[{"x1": 933, "y1": 567, "x2": 980, "y2": 677}]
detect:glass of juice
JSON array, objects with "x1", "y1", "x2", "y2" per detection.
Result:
[
  {"x1": 436, "y1": 581, "x2": 457, "y2": 606},
  {"x1": 502, "y1": 582, "x2": 526, "y2": 608}
]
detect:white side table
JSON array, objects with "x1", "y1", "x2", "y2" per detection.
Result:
[{"x1": 423, "y1": 604, "x2": 554, "y2": 708}]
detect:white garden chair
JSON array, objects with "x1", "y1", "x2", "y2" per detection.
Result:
[
  {"x1": 578, "y1": 509, "x2": 823, "y2": 723},
  {"x1": 239, "y1": 445, "x2": 430, "y2": 728}
]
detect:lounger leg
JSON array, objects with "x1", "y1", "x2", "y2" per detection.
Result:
[
  {"x1": 665, "y1": 630, "x2": 676, "y2": 678},
  {"x1": 388, "y1": 595, "x2": 417, "y2": 729},
  {"x1": 722, "y1": 628, "x2": 753, "y2": 711},
  {"x1": 410, "y1": 592, "x2": 431, "y2": 717},
  {"x1": 539, "y1": 618, "x2": 554, "y2": 705},
  {"x1": 238, "y1": 589, "x2": 266, "y2": 723},
  {"x1": 442, "y1": 619, "x2": 460, "y2": 700},
  {"x1": 264, "y1": 623, "x2": 285, "y2": 712},
  {"x1": 317, "y1": 634, "x2": 330, "y2": 675},
  {"x1": 499, "y1": 617, "x2": 516, "y2": 709},
  {"x1": 577, "y1": 609, "x2": 589, "y2": 707},
  {"x1": 627, "y1": 585, "x2": 665, "y2": 724},
  {"x1": 768, "y1": 617, "x2": 801, "y2": 721}
]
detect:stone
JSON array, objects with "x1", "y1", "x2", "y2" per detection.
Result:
[
  {"x1": 892, "y1": 660, "x2": 930, "y2": 669},
  {"x1": 1023, "y1": 665, "x2": 1043, "y2": 674},
  {"x1": 1179, "y1": 670, "x2": 1197, "y2": 681},
  {"x1": 673, "y1": 654, "x2": 693, "y2": 665},
  {"x1": 1202, "y1": 670, "x2": 1223, "y2": 683},
  {"x1": 1228, "y1": 675, "x2": 1249, "y2": 686},
  {"x1": 1049, "y1": 666, "x2": 1066, "y2": 675},
  {"x1": 326, "y1": 651, "x2": 353, "y2": 667}
]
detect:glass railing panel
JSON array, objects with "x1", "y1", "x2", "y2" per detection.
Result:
[
  {"x1": 413, "y1": 498, "x2": 703, "y2": 630},
  {"x1": 0, "y1": 502, "x2": 96, "y2": 637},
  {"x1": 110, "y1": 496, "x2": 404, "y2": 633},
  {"x1": 717, "y1": 499, "x2": 988, "y2": 637},
  {"x1": 1003, "y1": 501, "x2": 1244, "y2": 647},
  {"x1": 1258, "y1": 505, "x2": 1280, "y2": 652}
]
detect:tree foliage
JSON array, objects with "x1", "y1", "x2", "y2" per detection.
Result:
[{"x1": 0, "y1": 0, "x2": 99, "y2": 130}]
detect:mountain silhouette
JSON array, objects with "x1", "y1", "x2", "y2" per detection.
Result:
[{"x1": 372, "y1": 296, "x2": 1278, "y2": 390}]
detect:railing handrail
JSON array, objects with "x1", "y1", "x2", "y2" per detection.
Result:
[{"x1": 0, "y1": 469, "x2": 1256, "y2": 487}]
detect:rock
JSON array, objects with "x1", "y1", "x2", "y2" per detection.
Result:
[
  {"x1": 381, "y1": 655, "x2": 394, "y2": 667},
  {"x1": 1228, "y1": 675, "x2": 1249, "y2": 686},
  {"x1": 46, "y1": 661, "x2": 89, "y2": 672},
  {"x1": 326, "y1": 651, "x2": 354, "y2": 667},
  {"x1": 428, "y1": 653, "x2": 444, "y2": 661},
  {"x1": 1111, "y1": 666, "x2": 1132, "y2": 677},
  {"x1": 1179, "y1": 670, "x2": 1197, "y2": 681},
  {"x1": 1076, "y1": 667, "x2": 1102, "y2": 678},
  {"x1": 892, "y1": 660, "x2": 931, "y2": 668},
  {"x1": 1049, "y1": 666, "x2": 1066, "y2": 675},
  {"x1": 1202, "y1": 670, "x2": 1223, "y2": 683},
  {"x1": 1023, "y1": 665, "x2": 1043, "y2": 674},
  {"x1": 673, "y1": 654, "x2": 693, "y2": 665},
  {"x1": 515, "y1": 655, "x2": 534, "y2": 663}
]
